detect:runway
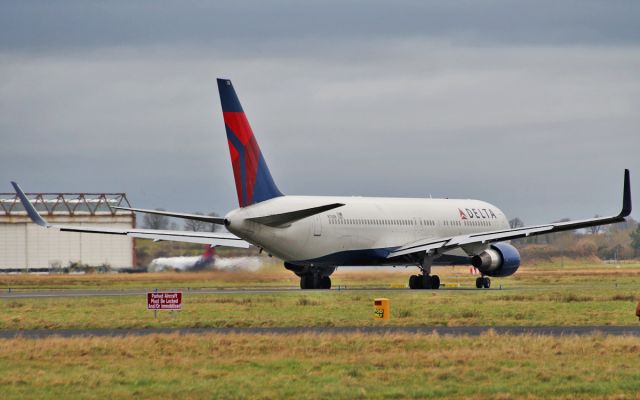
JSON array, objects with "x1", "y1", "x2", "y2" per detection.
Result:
[
  {"x1": 2, "y1": 325, "x2": 640, "y2": 339},
  {"x1": 3, "y1": 283, "x2": 632, "y2": 298}
]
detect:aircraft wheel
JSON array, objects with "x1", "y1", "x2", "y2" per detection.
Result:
[
  {"x1": 483, "y1": 277, "x2": 491, "y2": 289},
  {"x1": 431, "y1": 275, "x2": 440, "y2": 289},
  {"x1": 475, "y1": 277, "x2": 483, "y2": 289},
  {"x1": 409, "y1": 275, "x2": 421, "y2": 289},
  {"x1": 320, "y1": 276, "x2": 331, "y2": 290},
  {"x1": 300, "y1": 275, "x2": 313, "y2": 290},
  {"x1": 421, "y1": 275, "x2": 433, "y2": 289}
]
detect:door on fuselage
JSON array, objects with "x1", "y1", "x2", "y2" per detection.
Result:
[{"x1": 313, "y1": 215, "x2": 322, "y2": 236}]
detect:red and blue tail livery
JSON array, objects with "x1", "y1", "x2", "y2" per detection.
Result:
[{"x1": 217, "y1": 79, "x2": 283, "y2": 207}]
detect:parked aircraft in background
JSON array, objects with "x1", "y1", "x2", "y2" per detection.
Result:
[
  {"x1": 12, "y1": 79, "x2": 632, "y2": 290},
  {"x1": 147, "y1": 245, "x2": 262, "y2": 272},
  {"x1": 148, "y1": 245, "x2": 216, "y2": 272}
]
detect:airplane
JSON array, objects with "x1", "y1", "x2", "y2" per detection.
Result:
[
  {"x1": 12, "y1": 78, "x2": 632, "y2": 290},
  {"x1": 148, "y1": 245, "x2": 216, "y2": 272}
]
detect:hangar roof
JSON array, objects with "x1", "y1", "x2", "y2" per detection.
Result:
[{"x1": 0, "y1": 193, "x2": 133, "y2": 216}]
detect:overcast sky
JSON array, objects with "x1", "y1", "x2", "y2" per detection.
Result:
[{"x1": 1, "y1": 0, "x2": 639, "y2": 224}]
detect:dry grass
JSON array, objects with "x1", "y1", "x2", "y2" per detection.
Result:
[
  {"x1": 0, "y1": 269, "x2": 297, "y2": 289},
  {"x1": 1, "y1": 332, "x2": 640, "y2": 399},
  {"x1": 2, "y1": 286, "x2": 640, "y2": 330},
  {"x1": 2, "y1": 261, "x2": 640, "y2": 291}
]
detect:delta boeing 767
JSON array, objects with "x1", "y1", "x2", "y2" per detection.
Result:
[{"x1": 12, "y1": 79, "x2": 632, "y2": 289}]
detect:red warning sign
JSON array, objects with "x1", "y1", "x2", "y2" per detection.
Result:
[{"x1": 147, "y1": 292, "x2": 182, "y2": 310}]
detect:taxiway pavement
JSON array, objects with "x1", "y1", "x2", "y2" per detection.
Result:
[{"x1": 2, "y1": 325, "x2": 640, "y2": 339}]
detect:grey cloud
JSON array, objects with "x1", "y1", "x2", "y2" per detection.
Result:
[{"x1": 2, "y1": 0, "x2": 640, "y2": 53}]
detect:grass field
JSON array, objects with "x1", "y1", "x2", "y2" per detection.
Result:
[
  {"x1": 2, "y1": 263, "x2": 640, "y2": 329},
  {"x1": 3, "y1": 284, "x2": 640, "y2": 330},
  {"x1": 1, "y1": 333, "x2": 640, "y2": 399}
]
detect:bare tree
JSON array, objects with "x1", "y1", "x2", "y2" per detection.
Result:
[
  {"x1": 589, "y1": 214, "x2": 602, "y2": 235},
  {"x1": 207, "y1": 212, "x2": 221, "y2": 232},
  {"x1": 142, "y1": 209, "x2": 169, "y2": 230},
  {"x1": 184, "y1": 212, "x2": 220, "y2": 232},
  {"x1": 609, "y1": 216, "x2": 637, "y2": 233},
  {"x1": 508, "y1": 217, "x2": 528, "y2": 244},
  {"x1": 545, "y1": 218, "x2": 572, "y2": 245},
  {"x1": 184, "y1": 212, "x2": 209, "y2": 232},
  {"x1": 631, "y1": 224, "x2": 640, "y2": 258}
]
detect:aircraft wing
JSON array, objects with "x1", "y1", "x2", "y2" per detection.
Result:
[
  {"x1": 11, "y1": 182, "x2": 250, "y2": 248},
  {"x1": 389, "y1": 169, "x2": 632, "y2": 258}
]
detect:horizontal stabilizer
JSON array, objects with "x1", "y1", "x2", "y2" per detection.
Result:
[
  {"x1": 113, "y1": 206, "x2": 226, "y2": 225},
  {"x1": 248, "y1": 203, "x2": 345, "y2": 227}
]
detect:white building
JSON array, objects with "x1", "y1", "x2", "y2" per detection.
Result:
[{"x1": 0, "y1": 192, "x2": 135, "y2": 271}]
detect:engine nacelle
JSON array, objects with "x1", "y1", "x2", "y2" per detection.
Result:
[{"x1": 470, "y1": 242, "x2": 521, "y2": 277}]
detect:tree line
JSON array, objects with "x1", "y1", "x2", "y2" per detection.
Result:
[{"x1": 142, "y1": 210, "x2": 220, "y2": 232}]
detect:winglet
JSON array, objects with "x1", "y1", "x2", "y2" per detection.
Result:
[
  {"x1": 11, "y1": 182, "x2": 49, "y2": 227},
  {"x1": 619, "y1": 169, "x2": 632, "y2": 218}
]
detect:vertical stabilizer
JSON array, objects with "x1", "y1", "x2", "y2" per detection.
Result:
[{"x1": 217, "y1": 79, "x2": 283, "y2": 207}]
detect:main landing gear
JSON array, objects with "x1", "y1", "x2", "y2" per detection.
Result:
[
  {"x1": 300, "y1": 274, "x2": 331, "y2": 290},
  {"x1": 284, "y1": 263, "x2": 334, "y2": 290},
  {"x1": 408, "y1": 274, "x2": 440, "y2": 290},
  {"x1": 476, "y1": 276, "x2": 491, "y2": 289},
  {"x1": 409, "y1": 254, "x2": 440, "y2": 290}
]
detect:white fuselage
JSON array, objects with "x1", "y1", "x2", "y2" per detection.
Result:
[{"x1": 225, "y1": 196, "x2": 510, "y2": 267}]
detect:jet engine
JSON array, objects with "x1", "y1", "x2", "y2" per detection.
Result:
[{"x1": 471, "y1": 242, "x2": 521, "y2": 277}]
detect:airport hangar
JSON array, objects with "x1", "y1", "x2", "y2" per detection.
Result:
[{"x1": 0, "y1": 192, "x2": 136, "y2": 272}]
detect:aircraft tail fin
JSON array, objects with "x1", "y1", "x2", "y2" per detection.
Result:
[{"x1": 217, "y1": 79, "x2": 283, "y2": 207}]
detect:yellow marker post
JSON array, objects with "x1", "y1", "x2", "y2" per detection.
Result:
[{"x1": 374, "y1": 298, "x2": 390, "y2": 320}]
